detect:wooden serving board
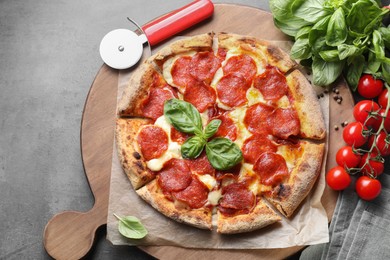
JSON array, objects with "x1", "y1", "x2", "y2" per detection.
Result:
[{"x1": 43, "y1": 4, "x2": 354, "y2": 260}]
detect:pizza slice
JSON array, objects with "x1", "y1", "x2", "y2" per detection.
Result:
[{"x1": 136, "y1": 158, "x2": 213, "y2": 230}]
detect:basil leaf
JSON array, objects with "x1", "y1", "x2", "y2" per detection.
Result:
[
  {"x1": 114, "y1": 214, "x2": 147, "y2": 239},
  {"x1": 293, "y1": 0, "x2": 330, "y2": 23},
  {"x1": 203, "y1": 119, "x2": 221, "y2": 139},
  {"x1": 364, "y1": 8, "x2": 389, "y2": 35},
  {"x1": 373, "y1": 30, "x2": 385, "y2": 60},
  {"x1": 270, "y1": 0, "x2": 311, "y2": 36},
  {"x1": 338, "y1": 44, "x2": 363, "y2": 60},
  {"x1": 381, "y1": 63, "x2": 390, "y2": 84},
  {"x1": 312, "y1": 56, "x2": 344, "y2": 86},
  {"x1": 290, "y1": 38, "x2": 312, "y2": 60},
  {"x1": 379, "y1": 26, "x2": 390, "y2": 49},
  {"x1": 295, "y1": 26, "x2": 312, "y2": 39},
  {"x1": 181, "y1": 136, "x2": 206, "y2": 159},
  {"x1": 206, "y1": 138, "x2": 242, "y2": 170},
  {"x1": 346, "y1": 55, "x2": 365, "y2": 91},
  {"x1": 164, "y1": 99, "x2": 203, "y2": 135},
  {"x1": 346, "y1": 0, "x2": 382, "y2": 35},
  {"x1": 319, "y1": 49, "x2": 340, "y2": 62},
  {"x1": 367, "y1": 50, "x2": 381, "y2": 73},
  {"x1": 326, "y1": 8, "x2": 347, "y2": 46}
]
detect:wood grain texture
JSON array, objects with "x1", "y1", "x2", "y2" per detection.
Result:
[{"x1": 43, "y1": 4, "x2": 353, "y2": 259}]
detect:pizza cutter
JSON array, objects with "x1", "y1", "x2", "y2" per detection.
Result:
[{"x1": 99, "y1": 0, "x2": 214, "y2": 69}]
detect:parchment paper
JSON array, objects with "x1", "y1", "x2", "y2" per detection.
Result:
[{"x1": 107, "y1": 41, "x2": 330, "y2": 249}]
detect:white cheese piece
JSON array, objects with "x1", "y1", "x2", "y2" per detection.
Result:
[
  {"x1": 146, "y1": 142, "x2": 182, "y2": 171},
  {"x1": 228, "y1": 107, "x2": 252, "y2": 147},
  {"x1": 208, "y1": 190, "x2": 222, "y2": 206},
  {"x1": 197, "y1": 174, "x2": 217, "y2": 190}
]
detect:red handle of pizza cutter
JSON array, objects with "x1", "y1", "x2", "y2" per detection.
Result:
[{"x1": 142, "y1": 0, "x2": 214, "y2": 46}]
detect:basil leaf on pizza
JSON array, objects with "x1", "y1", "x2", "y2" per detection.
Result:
[
  {"x1": 181, "y1": 135, "x2": 206, "y2": 159},
  {"x1": 205, "y1": 138, "x2": 243, "y2": 171},
  {"x1": 203, "y1": 119, "x2": 221, "y2": 139},
  {"x1": 164, "y1": 99, "x2": 203, "y2": 135}
]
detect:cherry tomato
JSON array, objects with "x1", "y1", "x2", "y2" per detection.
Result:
[
  {"x1": 372, "y1": 108, "x2": 390, "y2": 132},
  {"x1": 357, "y1": 74, "x2": 384, "y2": 98},
  {"x1": 368, "y1": 131, "x2": 390, "y2": 156},
  {"x1": 378, "y1": 88, "x2": 389, "y2": 109},
  {"x1": 336, "y1": 146, "x2": 361, "y2": 168},
  {"x1": 358, "y1": 152, "x2": 384, "y2": 177},
  {"x1": 355, "y1": 176, "x2": 381, "y2": 200},
  {"x1": 343, "y1": 121, "x2": 368, "y2": 147},
  {"x1": 353, "y1": 100, "x2": 380, "y2": 128},
  {"x1": 326, "y1": 166, "x2": 352, "y2": 190}
]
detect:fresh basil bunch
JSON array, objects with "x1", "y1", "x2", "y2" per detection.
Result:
[
  {"x1": 270, "y1": 0, "x2": 390, "y2": 89},
  {"x1": 164, "y1": 99, "x2": 242, "y2": 170}
]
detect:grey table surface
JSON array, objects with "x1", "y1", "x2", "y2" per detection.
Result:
[{"x1": 0, "y1": 0, "x2": 272, "y2": 259}]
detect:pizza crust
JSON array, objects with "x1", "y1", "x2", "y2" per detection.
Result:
[
  {"x1": 115, "y1": 118, "x2": 155, "y2": 189},
  {"x1": 153, "y1": 32, "x2": 215, "y2": 69},
  {"x1": 137, "y1": 179, "x2": 213, "y2": 230},
  {"x1": 217, "y1": 197, "x2": 281, "y2": 234},
  {"x1": 117, "y1": 62, "x2": 159, "y2": 117},
  {"x1": 265, "y1": 141, "x2": 325, "y2": 217},
  {"x1": 217, "y1": 32, "x2": 297, "y2": 73},
  {"x1": 286, "y1": 70, "x2": 326, "y2": 140}
]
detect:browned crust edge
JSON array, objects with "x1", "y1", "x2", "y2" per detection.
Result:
[
  {"x1": 286, "y1": 69, "x2": 326, "y2": 140},
  {"x1": 217, "y1": 32, "x2": 297, "y2": 73},
  {"x1": 266, "y1": 142, "x2": 325, "y2": 217},
  {"x1": 217, "y1": 197, "x2": 282, "y2": 234},
  {"x1": 115, "y1": 118, "x2": 155, "y2": 190},
  {"x1": 136, "y1": 179, "x2": 213, "y2": 230}
]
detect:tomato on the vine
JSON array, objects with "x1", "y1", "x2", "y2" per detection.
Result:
[
  {"x1": 357, "y1": 74, "x2": 384, "y2": 98},
  {"x1": 355, "y1": 176, "x2": 381, "y2": 200},
  {"x1": 372, "y1": 108, "x2": 390, "y2": 132},
  {"x1": 353, "y1": 100, "x2": 380, "y2": 128},
  {"x1": 326, "y1": 166, "x2": 351, "y2": 190},
  {"x1": 368, "y1": 131, "x2": 390, "y2": 156},
  {"x1": 358, "y1": 152, "x2": 384, "y2": 177},
  {"x1": 343, "y1": 121, "x2": 368, "y2": 147},
  {"x1": 336, "y1": 146, "x2": 361, "y2": 168},
  {"x1": 378, "y1": 88, "x2": 389, "y2": 109}
]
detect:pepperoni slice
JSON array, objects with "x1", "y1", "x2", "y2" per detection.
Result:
[
  {"x1": 268, "y1": 108, "x2": 300, "y2": 139},
  {"x1": 140, "y1": 86, "x2": 177, "y2": 120},
  {"x1": 183, "y1": 79, "x2": 216, "y2": 112},
  {"x1": 170, "y1": 127, "x2": 189, "y2": 144},
  {"x1": 217, "y1": 48, "x2": 227, "y2": 62},
  {"x1": 218, "y1": 182, "x2": 255, "y2": 215},
  {"x1": 157, "y1": 159, "x2": 192, "y2": 192},
  {"x1": 253, "y1": 152, "x2": 289, "y2": 186},
  {"x1": 242, "y1": 135, "x2": 277, "y2": 164},
  {"x1": 244, "y1": 103, "x2": 274, "y2": 135},
  {"x1": 186, "y1": 152, "x2": 215, "y2": 175},
  {"x1": 253, "y1": 66, "x2": 288, "y2": 100},
  {"x1": 223, "y1": 54, "x2": 257, "y2": 83},
  {"x1": 190, "y1": 51, "x2": 221, "y2": 84},
  {"x1": 173, "y1": 176, "x2": 209, "y2": 209},
  {"x1": 137, "y1": 125, "x2": 168, "y2": 161},
  {"x1": 171, "y1": 56, "x2": 193, "y2": 88},
  {"x1": 216, "y1": 73, "x2": 250, "y2": 107},
  {"x1": 213, "y1": 112, "x2": 237, "y2": 141}
]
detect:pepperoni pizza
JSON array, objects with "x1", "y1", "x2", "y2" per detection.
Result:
[{"x1": 116, "y1": 32, "x2": 326, "y2": 234}]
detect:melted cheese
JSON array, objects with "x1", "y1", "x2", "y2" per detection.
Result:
[
  {"x1": 208, "y1": 190, "x2": 222, "y2": 206},
  {"x1": 228, "y1": 107, "x2": 252, "y2": 147},
  {"x1": 197, "y1": 174, "x2": 217, "y2": 190},
  {"x1": 145, "y1": 115, "x2": 182, "y2": 171}
]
